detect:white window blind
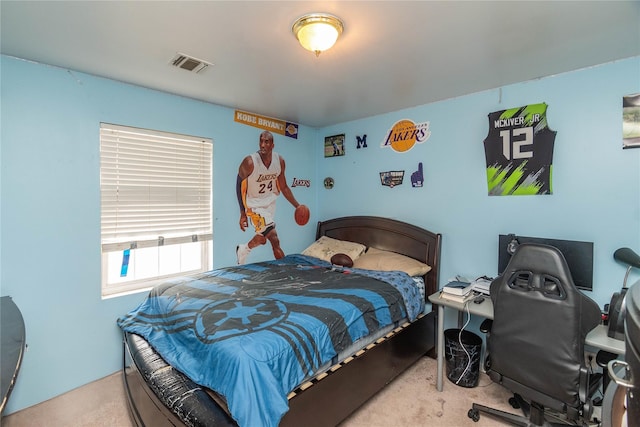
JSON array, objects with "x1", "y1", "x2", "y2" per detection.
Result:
[{"x1": 100, "y1": 123, "x2": 213, "y2": 253}]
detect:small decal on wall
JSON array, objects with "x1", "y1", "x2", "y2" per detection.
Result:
[
  {"x1": 380, "y1": 170, "x2": 404, "y2": 188},
  {"x1": 324, "y1": 177, "x2": 334, "y2": 189},
  {"x1": 356, "y1": 134, "x2": 368, "y2": 149},
  {"x1": 291, "y1": 178, "x2": 311, "y2": 188},
  {"x1": 381, "y1": 119, "x2": 431, "y2": 153},
  {"x1": 483, "y1": 103, "x2": 556, "y2": 196},
  {"x1": 411, "y1": 162, "x2": 424, "y2": 187},
  {"x1": 324, "y1": 134, "x2": 345, "y2": 157},
  {"x1": 234, "y1": 109, "x2": 299, "y2": 139}
]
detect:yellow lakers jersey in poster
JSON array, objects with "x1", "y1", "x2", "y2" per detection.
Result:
[{"x1": 483, "y1": 103, "x2": 556, "y2": 196}]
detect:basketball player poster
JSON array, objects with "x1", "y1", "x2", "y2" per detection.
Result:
[
  {"x1": 235, "y1": 130, "x2": 309, "y2": 265},
  {"x1": 483, "y1": 103, "x2": 556, "y2": 196}
]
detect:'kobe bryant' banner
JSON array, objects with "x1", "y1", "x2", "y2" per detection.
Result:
[{"x1": 234, "y1": 110, "x2": 299, "y2": 139}]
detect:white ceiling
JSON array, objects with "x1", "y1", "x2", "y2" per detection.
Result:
[{"x1": 2, "y1": 1, "x2": 639, "y2": 128}]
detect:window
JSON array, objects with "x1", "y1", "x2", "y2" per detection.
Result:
[{"x1": 100, "y1": 123, "x2": 213, "y2": 298}]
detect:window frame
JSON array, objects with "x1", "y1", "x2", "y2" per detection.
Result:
[{"x1": 99, "y1": 123, "x2": 213, "y2": 298}]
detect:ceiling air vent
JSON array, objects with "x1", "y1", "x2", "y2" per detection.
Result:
[{"x1": 171, "y1": 53, "x2": 211, "y2": 74}]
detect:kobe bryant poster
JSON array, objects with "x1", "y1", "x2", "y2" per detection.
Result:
[{"x1": 483, "y1": 103, "x2": 556, "y2": 196}]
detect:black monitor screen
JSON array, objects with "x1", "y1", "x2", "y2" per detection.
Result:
[{"x1": 498, "y1": 234, "x2": 594, "y2": 291}]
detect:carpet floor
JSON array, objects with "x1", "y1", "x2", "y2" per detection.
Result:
[{"x1": 2, "y1": 356, "x2": 528, "y2": 426}]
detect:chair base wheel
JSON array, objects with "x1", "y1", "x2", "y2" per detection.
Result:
[
  {"x1": 509, "y1": 396, "x2": 521, "y2": 409},
  {"x1": 468, "y1": 408, "x2": 480, "y2": 422}
]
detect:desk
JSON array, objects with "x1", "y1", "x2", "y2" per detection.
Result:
[
  {"x1": 1, "y1": 296, "x2": 26, "y2": 415},
  {"x1": 428, "y1": 291, "x2": 626, "y2": 392}
]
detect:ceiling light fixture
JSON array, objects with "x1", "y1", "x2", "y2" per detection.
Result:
[{"x1": 292, "y1": 13, "x2": 344, "y2": 57}]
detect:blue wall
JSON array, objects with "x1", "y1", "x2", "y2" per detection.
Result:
[
  {"x1": 317, "y1": 57, "x2": 640, "y2": 306},
  {"x1": 1, "y1": 54, "x2": 639, "y2": 414},
  {"x1": 0, "y1": 55, "x2": 317, "y2": 413}
]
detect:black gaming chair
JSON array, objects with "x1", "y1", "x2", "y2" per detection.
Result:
[{"x1": 468, "y1": 243, "x2": 602, "y2": 426}]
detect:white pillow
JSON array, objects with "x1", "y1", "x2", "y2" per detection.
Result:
[
  {"x1": 302, "y1": 236, "x2": 366, "y2": 263},
  {"x1": 352, "y1": 247, "x2": 432, "y2": 276}
]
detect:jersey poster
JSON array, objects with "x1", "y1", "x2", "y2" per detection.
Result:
[{"x1": 483, "y1": 103, "x2": 556, "y2": 196}]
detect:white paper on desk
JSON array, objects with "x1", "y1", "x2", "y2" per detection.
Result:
[{"x1": 471, "y1": 278, "x2": 491, "y2": 294}]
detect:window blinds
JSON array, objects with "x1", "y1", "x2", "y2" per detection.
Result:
[{"x1": 100, "y1": 123, "x2": 212, "y2": 252}]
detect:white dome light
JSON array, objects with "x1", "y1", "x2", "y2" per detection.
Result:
[{"x1": 292, "y1": 13, "x2": 344, "y2": 57}]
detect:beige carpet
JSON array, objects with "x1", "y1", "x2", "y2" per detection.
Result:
[
  {"x1": 3, "y1": 356, "x2": 519, "y2": 426},
  {"x1": 338, "y1": 356, "x2": 515, "y2": 426}
]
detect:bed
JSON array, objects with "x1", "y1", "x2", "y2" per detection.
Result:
[{"x1": 119, "y1": 215, "x2": 441, "y2": 427}]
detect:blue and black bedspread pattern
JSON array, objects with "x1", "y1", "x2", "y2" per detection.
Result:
[{"x1": 118, "y1": 254, "x2": 424, "y2": 427}]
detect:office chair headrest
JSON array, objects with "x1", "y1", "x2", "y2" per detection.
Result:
[
  {"x1": 495, "y1": 243, "x2": 574, "y2": 300},
  {"x1": 506, "y1": 270, "x2": 566, "y2": 299}
]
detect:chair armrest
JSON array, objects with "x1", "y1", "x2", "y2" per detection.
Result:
[
  {"x1": 480, "y1": 319, "x2": 493, "y2": 334},
  {"x1": 577, "y1": 365, "x2": 596, "y2": 421}
]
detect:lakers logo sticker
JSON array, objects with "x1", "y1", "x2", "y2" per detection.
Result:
[{"x1": 381, "y1": 119, "x2": 431, "y2": 153}]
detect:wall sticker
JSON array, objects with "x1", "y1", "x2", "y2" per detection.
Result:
[
  {"x1": 234, "y1": 109, "x2": 299, "y2": 139},
  {"x1": 236, "y1": 130, "x2": 308, "y2": 266},
  {"x1": 411, "y1": 162, "x2": 424, "y2": 187},
  {"x1": 483, "y1": 103, "x2": 556, "y2": 196},
  {"x1": 379, "y1": 170, "x2": 404, "y2": 188},
  {"x1": 356, "y1": 134, "x2": 368, "y2": 149},
  {"x1": 291, "y1": 178, "x2": 311, "y2": 188},
  {"x1": 324, "y1": 134, "x2": 345, "y2": 157},
  {"x1": 381, "y1": 119, "x2": 431, "y2": 153},
  {"x1": 324, "y1": 177, "x2": 334, "y2": 189}
]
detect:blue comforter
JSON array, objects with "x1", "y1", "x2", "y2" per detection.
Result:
[{"x1": 117, "y1": 254, "x2": 424, "y2": 427}]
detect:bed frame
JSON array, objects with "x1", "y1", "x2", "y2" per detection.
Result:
[{"x1": 122, "y1": 216, "x2": 441, "y2": 427}]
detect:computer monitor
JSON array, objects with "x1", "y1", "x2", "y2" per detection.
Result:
[{"x1": 498, "y1": 234, "x2": 594, "y2": 291}]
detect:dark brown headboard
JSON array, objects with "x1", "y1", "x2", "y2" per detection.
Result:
[{"x1": 316, "y1": 216, "x2": 442, "y2": 301}]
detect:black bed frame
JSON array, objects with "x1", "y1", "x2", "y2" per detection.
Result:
[{"x1": 122, "y1": 216, "x2": 442, "y2": 427}]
